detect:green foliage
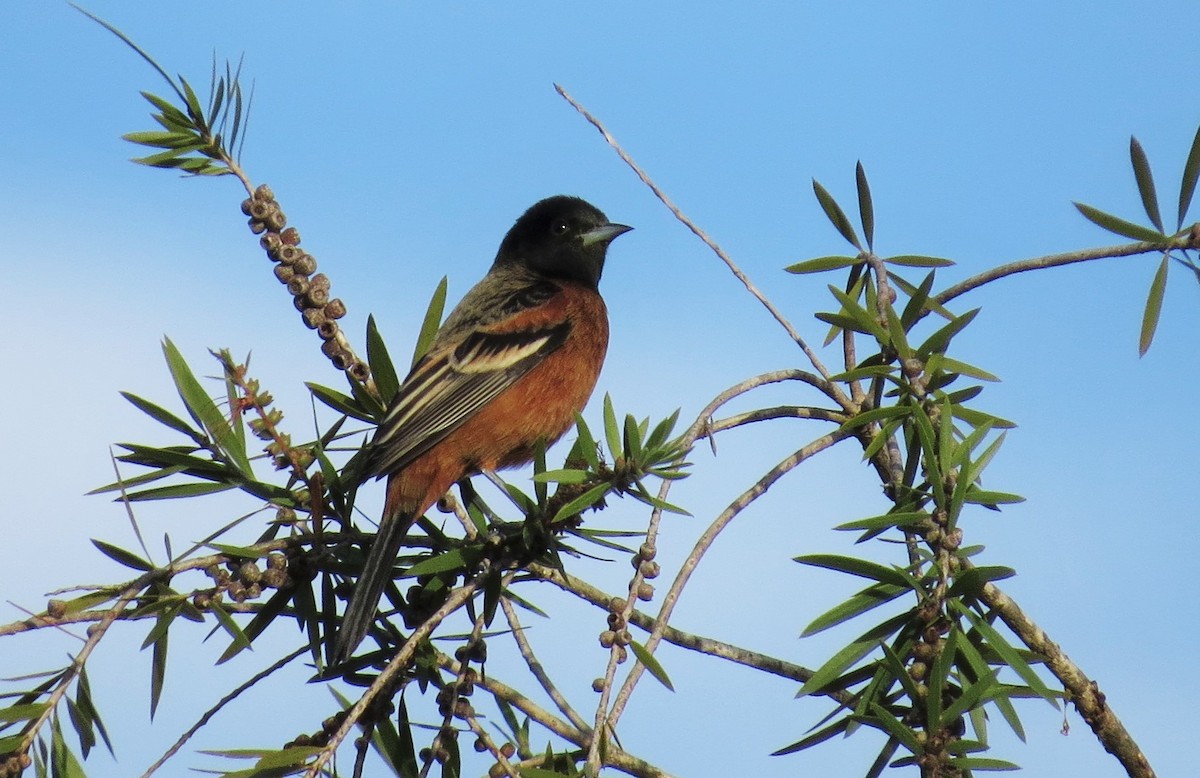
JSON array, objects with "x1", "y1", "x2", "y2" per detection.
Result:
[{"x1": 9, "y1": 18, "x2": 1194, "y2": 778}]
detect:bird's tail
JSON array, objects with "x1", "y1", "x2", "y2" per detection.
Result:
[{"x1": 332, "y1": 510, "x2": 415, "y2": 664}]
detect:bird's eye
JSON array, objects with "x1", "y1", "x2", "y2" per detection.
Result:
[{"x1": 551, "y1": 219, "x2": 570, "y2": 236}]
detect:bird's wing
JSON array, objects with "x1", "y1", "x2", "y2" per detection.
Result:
[{"x1": 363, "y1": 284, "x2": 569, "y2": 479}]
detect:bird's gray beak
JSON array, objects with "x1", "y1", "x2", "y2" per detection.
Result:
[{"x1": 581, "y1": 222, "x2": 633, "y2": 247}]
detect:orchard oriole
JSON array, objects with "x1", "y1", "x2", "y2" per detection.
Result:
[{"x1": 333, "y1": 195, "x2": 631, "y2": 663}]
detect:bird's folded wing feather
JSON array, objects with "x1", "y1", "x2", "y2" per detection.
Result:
[{"x1": 364, "y1": 318, "x2": 570, "y2": 479}]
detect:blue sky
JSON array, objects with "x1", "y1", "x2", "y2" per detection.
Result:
[{"x1": 3, "y1": 2, "x2": 1197, "y2": 776}]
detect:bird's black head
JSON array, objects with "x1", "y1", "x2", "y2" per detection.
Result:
[{"x1": 493, "y1": 195, "x2": 632, "y2": 289}]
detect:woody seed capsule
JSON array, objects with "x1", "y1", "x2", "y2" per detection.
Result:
[{"x1": 324, "y1": 299, "x2": 347, "y2": 319}]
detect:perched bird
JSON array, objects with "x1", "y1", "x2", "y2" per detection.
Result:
[{"x1": 333, "y1": 195, "x2": 631, "y2": 663}]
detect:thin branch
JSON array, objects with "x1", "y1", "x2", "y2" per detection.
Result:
[
  {"x1": 530, "y1": 564, "x2": 855, "y2": 706},
  {"x1": 981, "y1": 582, "x2": 1156, "y2": 778},
  {"x1": 703, "y1": 405, "x2": 844, "y2": 437},
  {"x1": 460, "y1": 707, "x2": 519, "y2": 778},
  {"x1": 555, "y1": 84, "x2": 850, "y2": 406},
  {"x1": 501, "y1": 598, "x2": 590, "y2": 732},
  {"x1": 607, "y1": 428, "x2": 854, "y2": 728},
  {"x1": 436, "y1": 652, "x2": 673, "y2": 778},
  {"x1": 303, "y1": 574, "x2": 483, "y2": 777},
  {"x1": 18, "y1": 584, "x2": 142, "y2": 755},
  {"x1": 935, "y1": 236, "x2": 1194, "y2": 305},
  {"x1": 140, "y1": 645, "x2": 308, "y2": 777}
]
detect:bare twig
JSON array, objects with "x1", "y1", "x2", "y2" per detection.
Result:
[
  {"x1": 981, "y1": 582, "x2": 1156, "y2": 778},
  {"x1": 935, "y1": 236, "x2": 1193, "y2": 305},
  {"x1": 530, "y1": 564, "x2": 857, "y2": 706},
  {"x1": 140, "y1": 645, "x2": 308, "y2": 777},
  {"x1": 604, "y1": 428, "x2": 854, "y2": 733},
  {"x1": 555, "y1": 84, "x2": 850, "y2": 406},
  {"x1": 501, "y1": 597, "x2": 590, "y2": 732},
  {"x1": 436, "y1": 652, "x2": 673, "y2": 778},
  {"x1": 303, "y1": 574, "x2": 484, "y2": 777},
  {"x1": 703, "y1": 405, "x2": 844, "y2": 437}
]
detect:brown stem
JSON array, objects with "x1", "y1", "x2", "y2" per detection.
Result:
[
  {"x1": 935, "y1": 237, "x2": 1191, "y2": 305},
  {"x1": 981, "y1": 582, "x2": 1156, "y2": 778}
]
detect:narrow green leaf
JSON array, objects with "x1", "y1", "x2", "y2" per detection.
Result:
[
  {"x1": 366, "y1": 315, "x2": 400, "y2": 404},
  {"x1": 953, "y1": 602, "x2": 1057, "y2": 706},
  {"x1": 210, "y1": 601, "x2": 252, "y2": 664},
  {"x1": 937, "y1": 357, "x2": 1000, "y2": 382},
  {"x1": 833, "y1": 511, "x2": 929, "y2": 533},
  {"x1": 179, "y1": 77, "x2": 206, "y2": 125},
  {"x1": 963, "y1": 489, "x2": 1025, "y2": 506},
  {"x1": 951, "y1": 405, "x2": 1016, "y2": 430},
  {"x1": 140, "y1": 91, "x2": 189, "y2": 123},
  {"x1": 885, "y1": 255, "x2": 955, "y2": 268},
  {"x1": 785, "y1": 255, "x2": 861, "y2": 275},
  {"x1": 812, "y1": 179, "x2": 862, "y2": 250},
  {"x1": 926, "y1": 630, "x2": 957, "y2": 728},
  {"x1": 949, "y1": 757, "x2": 1021, "y2": 771},
  {"x1": 412, "y1": 276, "x2": 448, "y2": 367},
  {"x1": 856, "y1": 161, "x2": 875, "y2": 251},
  {"x1": 530, "y1": 468, "x2": 590, "y2": 484},
  {"x1": 828, "y1": 364, "x2": 897, "y2": 383},
  {"x1": 900, "y1": 271, "x2": 937, "y2": 330},
  {"x1": 115, "y1": 443, "x2": 226, "y2": 476},
  {"x1": 796, "y1": 628, "x2": 881, "y2": 698},
  {"x1": 162, "y1": 338, "x2": 250, "y2": 474},
  {"x1": 626, "y1": 485, "x2": 691, "y2": 516},
  {"x1": 794, "y1": 554, "x2": 917, "y2": 590},
  {"x1": 306, "y1": 382, "x2": 373, "y2": 422},
  {"x1": 862, "y1": 417, "x2": 904, "y2": 463},
  {"x1": 771, "y1": 716, "x2": 851, "y2": 756},
  {"x1": 866, "y1": 702, "x2": 924, "y2": 754},
  {"x1": 828, "y1": 284, "x2": 889, "y2": 343},
  {"x1": 65, "y1": 706, "x2": 97, "y2": 762},
  {"x1": 552, "y1": 482, "x2": 611, "y2": 524},
  {"x1": 1139, "y1": 254, "x2": 1169, "y2": 356},
  {"x1": 75, "y1": 670, "x2": 114, "y2": 756},
  {"x1": 574, "y1": 413, "x2": 600, "y2": 469},
  {"x1": 149, "y1": 620, "x2": 168, "y2": 718},
  {"x1": 836, "y1": 406, "x2": 909, "y2": 436},
  {"x1": 122, "y1": 130, "x2": 202, "y2": 149},
  {"x1": 91, "y1": 539, "x2": 153, "y2": 571},
  {"x1": 125, "y1": 481, "x2": 235, "y2": 501},
  {"x1": 622, "y1": 413, "x2": 643, "y2": 461},
  {"x1": 917, "y1": 308, "x2": 980, "y2": 358},
  {"x1": 132, "y1": 144, "x2": 206, "y2": 166},
  {"x1": 1177, "y1": 124, "x2": 1200, "y2": 228},
  {"x1": 943, "y1": 668, "x2": 1000, "y2": 725},
  {"x1": 90, "y1": 465, "x2": 183, "y2": 495},
  {"x1": 1073, "y1": 202, "x2": 1166, "y2": 242},
  {"x1": 602, "y1": 394, "x2": 621, "y2": 457},
  {"x1": 815, "y1": 311, "x2": 874, "y2": 337},
  {"x1": 644, "y1": 407, "x2": 681, "y2": 451},
  {"x1": 628, "y1": 640, "x2": 675, "y2": 691},
  {"x1": 879, "y1": 643, "x2": 923, "y2": 702},
  {"x1": 994, "y1": 692, "x2": 1027, "y2": 743},
  {"x1": 801, "y1": 583, "x2": 907, "y2": 636},
  {"x1": 883, "y1": 301, "x2": 912, "y2": 360},
  {"x1": 401, "y1": 549, "x2": 468, "y2": 579},
  {"x1": 889, "y1": 271, "x2": 955, "y2": 321},
  {"x1": 1129, "y1": 136, "x2": 1164, "y2": 233},
  {"x1": 0, "y1": 703, "x2": 49, "y2": 723}
]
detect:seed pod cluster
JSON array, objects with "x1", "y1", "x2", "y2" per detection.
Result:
[
  {"x1": 192, "y1": 553, "x2": 292, "y2": 610},
  {"x1": 0, "y1": 750, "x2": 31, "y2": 777},
  {"x1": 242, "y1": 184, "x2": 370, "y2": 382}
]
